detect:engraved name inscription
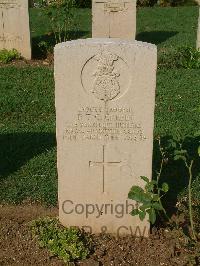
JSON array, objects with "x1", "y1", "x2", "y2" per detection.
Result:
[
  {"x1": 63, "y1": 106, "x2": 146, "y2": 142},
  {"x1": 0, "y1": 34, "x2": 22, "y2": 42},
  {"x1": 0, "y1": 1, "x2": 20, "y2": 8},
  {"x1": 104, "y1": 2, "x2": 126, "y2": 12}
]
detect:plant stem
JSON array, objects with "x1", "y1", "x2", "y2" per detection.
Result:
[
  {"x1": 157, "y1": 137, "x2": 170, "y2": 222},
  {"x1": 157, "y1": 137, "x2": 164, "y2": 184},
  {"x1": 187, "y1": 160, "x2": 196, "y2": 241}
]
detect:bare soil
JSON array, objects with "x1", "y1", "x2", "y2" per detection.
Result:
[{"x1": 0, "y1": 204, "x2": 198, "y2": 266}]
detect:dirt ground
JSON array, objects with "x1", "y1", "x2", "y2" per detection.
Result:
[{"x1": 0, "y1": 204, "x2": 198, "y2": 266}]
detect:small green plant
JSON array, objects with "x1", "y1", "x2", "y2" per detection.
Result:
[
  {"x1": 45, "y1": 0, "x2": 78, "y2": 44},
  {"x1": 158, "y1": 47, "x2": 200, "y2": 69},
  {"x1": 168, "y1": 138, "x2": 200, "y2": 241},
  {"x1": 157, "y1": 0, "x2": 196, "y2": 7},
  {"x1": 31, "y1": 217, "x2": 92, "y2": 262},
  {"x1": 158, "y1": 48, "x2": 178, "y2": 69},
  {"x1": 38, "y1": 41, "x2": 53, "y2": 57},
  {"x1": 32, "y1": 0, "x2": 47, "y2": 7},
  {"x1": 128, "y1": 176, "x2": 169, "y2": 224},
  {"x1": 0, "y1": 49, "x2": 20, "y2": 63},
  {"x1": 128, "y1": 137, "x2": 169, "y2": 224},
  {"x1": 177, "y1": 47, "x2": 200, "y2": 69}
]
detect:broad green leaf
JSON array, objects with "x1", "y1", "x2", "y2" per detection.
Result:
[
  {"x1": 128, "y1": 186, "x2": 144, "y2": 201},
  {"x1": 152, "y1": 194, "x2": 160, "y2": 201},
  {"x1": 139, "y1": 211, "x2": 146, "y2": 221},
  {"x1": 140, "y1": 176, "x2": 149, "y2": 183},
  {"x1": 129, "y1": 194, "x2": 142, "y2": 202},
  {"x1": 140, "y1": 203, "x2": 151, "y2": 211},
  {"x1": 130, "y1": 209, "x2": 139, "y2": 216},
  {"x1": 167, "y1": 139, "x2": 177, "y2": 148},
  {"x1": 152, "y1": 202, "x2": 163, "y2": 211},
  {"x1": 141, "y1": 193, "x2": 152, "y2": 203},
  {"x1": 174, "y1": 155, "x2": 186, "y2": 161},
  {"x1": 129, "y1": 186, "x2": 144, "y2": 194},
  {"x1": 147, "y1": 208, "x2": 156, "y2": 224},
  {"x1": 161, "y1": 183, "x2": 169, "y2": 193},
  {"x1": 198, "y1": 146, "x2": 200, "y2": 157},
  {"x1": 145, "y1": 182, "x2": 154, "y2": 192},
  {"x1": 174, "y1": 150, "x2": 187, "y2": 155}
]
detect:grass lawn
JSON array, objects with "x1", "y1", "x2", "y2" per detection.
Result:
[
  {"x1": 30, "y1": 6, "x2": 199, "y2": 55},
  {"x1": 0, "y1": 6, "x2": 200, "y2": 206},
  {"x1": 0, "y1": 67, "x2": 57, "y2": 205}
]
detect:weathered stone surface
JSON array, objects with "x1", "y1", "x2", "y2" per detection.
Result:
[
  {"x1": 0, "y1": 0, "x2": 31, "y2": 59},
  {"x1": 55, "y1": 39, "x2": 157, "y2": 236},
  {"x1": 92, "y1": 0, "x2": 136, "y2": 39}
]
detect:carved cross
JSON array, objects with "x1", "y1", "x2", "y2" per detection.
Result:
[{"x1": 89, "y1": 145, "x2": 121, "y2": 193}]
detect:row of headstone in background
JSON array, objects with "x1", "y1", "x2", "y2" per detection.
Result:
[
  {"x1": 0, "y1": 1, "x2": 199, "y2": 61},
  {"x1": 0, "y1": 0, "x2": 136, "y2": 60},
  {"x1": 0, "y1": 0, "x2": 31, "y2": 59},
  {"x1": 92, "y1": 0, "x2": 136, "y2": 39},
  {"x1": 55, "y1": 0, "x2": 156, "y2": 236}
]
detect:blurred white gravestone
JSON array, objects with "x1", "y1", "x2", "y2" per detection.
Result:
[
  {"x1": 0, "y1": 0, "x2": 31, "y2": 59},
  {"x1": 92, "y1": 0, "x2": 136, "y2": 39},
  {"x1": 55, "y1": 39, "x2": 157, "y2": 236},
  {"x1": 197, "y1": 8, "x2": 200, "y2": 49}
]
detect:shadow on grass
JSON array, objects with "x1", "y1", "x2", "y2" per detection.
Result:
[
  {"x1": 32, "y1": 30, "x2": 90, "y2": 59},
  {"x1": 1, "y1": 132, "x2": 199, "y2": 209},
  {"x1": 152, "y1": 135, "x2": 200, "y2": 215},
  {"x1": 0, "y1": 132, "x2": 56, "y2": 179},
  {"x1": 136, "y1": 31, "x2": 178, "y2": 45}
]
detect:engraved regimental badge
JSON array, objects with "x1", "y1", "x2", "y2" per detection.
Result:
[
  {"x1": 92, "y1": 51, "x2": 120, "y2": 103},
  {"x1": 81, "y1": 49, "x2": 131, "y2": 104}
]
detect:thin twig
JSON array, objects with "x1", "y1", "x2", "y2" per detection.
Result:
[{"x1": 187, "y1": 160, "x2": 196, "y2": 241}]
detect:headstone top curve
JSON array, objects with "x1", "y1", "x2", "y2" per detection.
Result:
[{"x1": 54, "y1": 38, "x2": 157, "y2": 52}]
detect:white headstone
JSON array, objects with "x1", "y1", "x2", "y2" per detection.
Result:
[
  {"x1": 0, "y1": 0, "x2": 31, "y2": 59},
  {"x1": 92, "y1": 0, "x2": 136, "y2": 39},
  {"x1": 55, "y1": 39, "x2": 157, "y2": 236}
]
